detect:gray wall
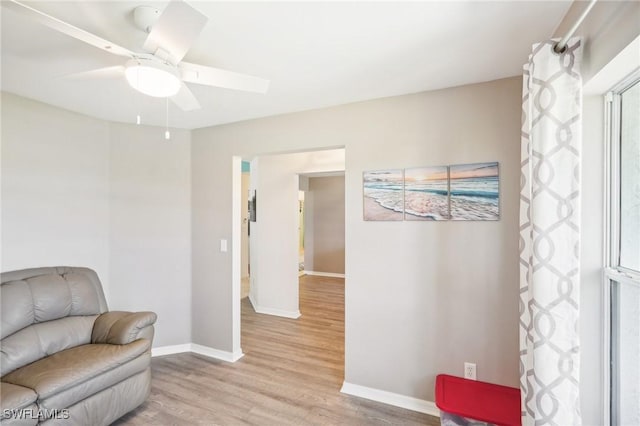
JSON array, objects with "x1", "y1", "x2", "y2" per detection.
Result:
[
  {"x1": 307, "y1": 176, "x2": 345, "y2": 274},
  {"x1": 108, "y1": 122, "x2": 192, "y2": 348},
  {"x1": 1, "y1": 93, "x2": 192, "y2": 348},
  {"x1": 1, "y1": 93, "x2": 110, "y2": 293},
  {"x1": 192, "y1": 77, "x2": 522, "y2": 401}
]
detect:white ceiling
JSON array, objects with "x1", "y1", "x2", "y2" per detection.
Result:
[{"x1": 1, "y1": 1, "x2": 573, "y2": 130}]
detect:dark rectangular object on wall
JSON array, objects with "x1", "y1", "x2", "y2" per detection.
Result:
[{"x1": 249, "y1": 190, "x2": 257, "y2": 222}]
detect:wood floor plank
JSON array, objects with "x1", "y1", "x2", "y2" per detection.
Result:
[{"x1": 114, "y1": 275, "x2": 440, "y2": 426}]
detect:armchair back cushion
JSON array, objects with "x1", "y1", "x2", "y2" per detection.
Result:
[{"x1": 1, "y1": 267, "x2": 109, "y2": 377}]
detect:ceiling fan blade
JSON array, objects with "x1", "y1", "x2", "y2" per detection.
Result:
[
  {"x1": 60, "y1": 66, "x2": 125, "y2": 80},
  {"x1": 171, "y1": 82, "x2": 201, "y2": 111},
  {"x1": 179, "y1": 62, "x2": 270, "y2": 94},
  {"x1": 143, "y1": 0, "x2": 207, "y2": 65},
  {"x1": 2, "y1": 0, "x2": 134, "y2": 58}
]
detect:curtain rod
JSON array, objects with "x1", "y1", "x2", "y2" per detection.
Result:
[{"x1": 554, "y1": 0, "x2": 598, "y2": 53}]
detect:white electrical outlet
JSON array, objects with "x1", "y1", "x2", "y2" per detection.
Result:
[{"x1": 464, "y1": 362, "x2": 477, "y2": 380}]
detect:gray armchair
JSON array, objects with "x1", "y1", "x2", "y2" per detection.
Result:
[{"x1": 1, "y1": 267, "x2": 156, "y2": 425}]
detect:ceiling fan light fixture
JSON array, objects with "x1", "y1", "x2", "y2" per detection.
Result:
[{"x1": 125, "y1": 58, "x2": 181, "y2": 98}]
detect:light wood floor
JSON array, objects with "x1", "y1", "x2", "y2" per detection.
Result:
[{"x1": 114, "y1": 275, "x2": 440, "y2": 425}]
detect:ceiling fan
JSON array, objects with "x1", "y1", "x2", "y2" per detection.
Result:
[{"x1": 3, "y1": 0, "x2": 270, "y2": 112}]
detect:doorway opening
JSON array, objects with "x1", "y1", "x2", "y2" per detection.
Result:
[
  {"x1": 298, "y1": 172, "x2": 346, "y2": 279},
  {"x1": 240, "y1": 160, "x2": 251, "y2": 299},
  {"x1": 231, "y1": 149, "x2": 345, "y2": 356}
]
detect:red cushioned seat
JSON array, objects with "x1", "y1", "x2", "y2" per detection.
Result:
[{"x1": 435, "y1": 374, "x2": 521, "y2": 426}]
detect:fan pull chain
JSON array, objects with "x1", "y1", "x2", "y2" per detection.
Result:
[
  {"x1": 136, "y1": 65, "x2": 141, "y2": 125},
  {"x1": 165, "y1": 98, "x2": 171, "y2": 140}
]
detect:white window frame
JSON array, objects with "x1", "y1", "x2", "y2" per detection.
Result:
[{"x1": 603, "y1": 70, "x2": 640, "y2": 426}]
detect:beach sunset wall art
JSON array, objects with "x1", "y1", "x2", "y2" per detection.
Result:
[
  {"x1": 363, "y1": 169, "x2": 404, "y2": 221},
  {"x1": 363, "y1": 161, "x2": 499, "y2": 221},
  {"x1": 449, "y1": 162, "x2": 500, "y2": 220},
  {"x1": 404, "y1": 166, "x2": 450, "y2": 220}
]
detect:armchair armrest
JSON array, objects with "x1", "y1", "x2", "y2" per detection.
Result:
[{"x1": 92, "y1": 311, "x2": 157, "y2": 345}]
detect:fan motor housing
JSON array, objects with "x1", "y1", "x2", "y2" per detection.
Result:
[{"x1": 133, "y1": 6, "x2": 160, "y2": 33}]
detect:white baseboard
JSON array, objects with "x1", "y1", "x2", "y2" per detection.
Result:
[
  {"x1": 340, "y1": 381, "x2": 440, "y2": 417},
  {"x1": 151, "y1": 344, "x2": 191, "y2": 357},
  {"x1": 304, "y1": 271, "x2": 346, "y2": 278},
  {"x1": 191, "y1": 343, "x2": 244, "y2": 362},
  {"x1": 248, "y1": 293, "x2": 258, "y2": 311},
  {"x1": 248, "y1": 293, "x2": 301, "y2": 319},
  {"x1": 252, "y1": 305, "x2": 301, "y2": 319},
  {"x1": 152, "y1": 343, "x2": 244, "y2": 363}
]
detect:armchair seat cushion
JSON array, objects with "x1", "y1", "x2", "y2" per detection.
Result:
[
  {"x1": 0, "y1": 382, "x2": 37, "y2": 417},
  {"x1": 2, "y1": 340, "x2": 150, "y2": 410}
]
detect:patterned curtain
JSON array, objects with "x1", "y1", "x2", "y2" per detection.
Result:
[{"x1": 519, "y1": 38, "x2": 583, "y2": 426}]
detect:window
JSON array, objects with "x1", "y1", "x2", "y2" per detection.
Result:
[
  {"x1": 619, "y1": 82, "x2": 640, "y2": 271},
  {"x1": 605, "y1": 74, "x2": 640, "y2": 426}
]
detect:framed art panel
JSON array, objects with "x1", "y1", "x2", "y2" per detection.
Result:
[
  {"x1": 404, "y1": 166, "x2": 450, "y2": 220},
  {"x1": 449, "y1": 162, "x2": 499, "y2": 220},
  {"x1": 363, "y1": 169, "x2": 404, "y2": 221}
]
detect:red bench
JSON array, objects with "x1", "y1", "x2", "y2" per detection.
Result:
[{"x1": 435, "y1": 374, "x2": 521, "y2": 426}]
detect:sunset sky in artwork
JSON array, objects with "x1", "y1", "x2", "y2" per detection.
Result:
[
  {"x1": 364, "y1": 170, "x2": 404, "y2": 182},
  {"x1": 449, "y1": 162, "x2": 498, "y2": 180},
  {"x1": 405, "y1": 166, "x2": 448, "y2": 182}
]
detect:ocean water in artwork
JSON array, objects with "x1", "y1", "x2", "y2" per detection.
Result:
[
  {"x1": 449, "y1": 162, "x2": 499, "y2": 220},
  {"x1": 404, "y1": 166, "x2": 449, "y2": 220},
  {"x1": 363, "y1": 170, "x2": 404, "y2": 220}
]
